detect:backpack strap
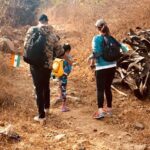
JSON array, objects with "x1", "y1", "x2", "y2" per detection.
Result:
[
  {"x1": 109, "y1": 36, "x2": 121, "y2": 47},
  {"x1": 93, "y1": 35, "x2": 109, "y2": 58},
  {"x1": 93, "y1": 51, "x2": 102, "y2": 58}
]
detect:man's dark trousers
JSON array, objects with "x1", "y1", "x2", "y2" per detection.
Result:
[{"x1": 30, "y1": 66, "x2": 51, "y2": 118}]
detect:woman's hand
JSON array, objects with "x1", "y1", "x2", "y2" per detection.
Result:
[{"x1": 89, "y1": 58, "x2": 95, "y2": 70}]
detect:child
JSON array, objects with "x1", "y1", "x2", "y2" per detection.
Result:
[{"x1": 59, "y1": 43, "x2": 73, "y2": 112}]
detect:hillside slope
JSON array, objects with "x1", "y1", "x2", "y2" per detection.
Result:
[{"x1": 0, "y1": 0, "x2": 150, "y2": 149}]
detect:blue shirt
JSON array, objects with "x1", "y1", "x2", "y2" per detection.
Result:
[
  {"x1": 63, "y1": 60, "x2": 72, "y2": 75},
  {"x1": 92, "y1": 35, "x2": 128, "y2": 70}
]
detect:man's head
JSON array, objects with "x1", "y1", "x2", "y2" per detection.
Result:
[{"x1": 39, "y1": 14, "x2": 48, "y2": 25}]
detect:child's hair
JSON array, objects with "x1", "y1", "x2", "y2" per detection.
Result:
[{"x1": 63, "y1": 43, "x2": 71, "y2": 52}]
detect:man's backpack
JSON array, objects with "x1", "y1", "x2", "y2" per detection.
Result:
[
  {"x1": 52, "y1": 58, "x2": 64, "y2": 77},
  {"x1": 93, "y1": 36, "x2": 121, "y2": 62},
  {"x1": 23, "y1": 27, "x2": 47, "y2": 66}
]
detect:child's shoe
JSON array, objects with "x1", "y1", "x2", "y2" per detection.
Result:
[{"x1": 61, "y1": 106, "x2": 70, "y2": 112}]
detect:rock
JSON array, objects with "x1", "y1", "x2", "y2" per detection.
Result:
[
  {"x1": 134, "y1": 122, "x2": 145, "y2": 130},
  {"x1": 122, "y1": 109, "x2": 129, "y2": 115},
  {"x1": 72, "y1": 140, "x2": 90, "y2": 150},
  {"x1": 0, "y1": 122, "x2": 5, "y2": 126},
  {"x1": 54, "y1": 134, "x2": 66, "y2": 141},
  {"x1": 133, "y1": 144, "x2": 147, "y2": 150},
  {"x1": 93, "y1": 129, "x2": 97, "y2": 132},
  {"x1": 72, "y1": 143, "x2": 86, "y2": 150},
  {"x1": 118, "y1": 114, "x2": 123, "y2": 119},
  {"x1": 67, "y1": 95, "x2": 80, "y2": 101},
  {"x1": 147, "y1": 146, "x2": 150, "y2": 150},
  {"x1": 117, "y1": 132, "x2": 132, "y2": 142},
  {"x1": 99, "y1": 131, "x2": 109, "y2": 137},
  {"x1": 0, "y1": 37, "x2": 15, "y2": 53},
  {"x1": 0, "y1": 124, "x2": 21, "y2": 142},
  {"x1": 146, "y1": 109, "x2": 150, "y2": 114},
  {"x1": 122, "y1": 144, "x2": 147, "y2": 150},
  {"x1": 0, "y1": 124, "x2": 13, "y2": 135}
]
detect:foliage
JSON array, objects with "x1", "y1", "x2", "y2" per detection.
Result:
[{"x1": 0, "y1": 0, "x2": 40, "y2": 26}]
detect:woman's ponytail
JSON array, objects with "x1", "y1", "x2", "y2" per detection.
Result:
[
  {"x1": 101, "y1": 24, "x2": 110, "y2": 35},
  {"x1": 98, "y1": 24, "x2": 110, "y2": 35}
]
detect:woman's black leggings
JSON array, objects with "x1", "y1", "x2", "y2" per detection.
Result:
[{"x1": 95, "y1": 67, "x2": 116, "y2": 108}]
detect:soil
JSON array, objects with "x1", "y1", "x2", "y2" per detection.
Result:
[{"x1": 0, "y1": 0, "x2": 150, "y2": 149}]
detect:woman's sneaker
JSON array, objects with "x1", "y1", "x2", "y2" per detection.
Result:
[
  {"x1": 103, "y1": 107, "x2": 113, "y2": 117},
  {"x1": 107, "y1": 111, "x2": 112, "y2": 116},
  {"x1": 93, "y1": 112, "x2": 105, "y2": 119},
  {"x1": 107, "y1": 108, "x2": 113, "y2": 117}
]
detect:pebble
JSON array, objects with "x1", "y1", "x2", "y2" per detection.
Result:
[
  {"x1": 134, "y1": 122, "x2": 145, "y2": 130},
  {"x1": 54, "y1": 134, "x2": 66, "y2": 141},
  {"x1": 133, "y1": 144, "x2": 147, "y2": 150},
  {"x1": 122, "y1": 109, "x2": 129, "y2": 115},
  {"x1": 147, "y1": 146, "x2": 150, "y2": 150},
  {"x1": 117, "y1": 132, "x2": 132, "y2": 142},
  {"x1": 72, "y1": 143, "x2": 86, "y2": 150},
  {"x1": 146, "y1": 109, "x2": 150, "y2": 114},
  {"x1": 93, "y1": 129, "x2": 97, "y2": 132},
  {"x1": 72, "y1": 140, "x2": 89, "y2": 150},
  {"x1": 0, "y1": 122, "x2": 5, "y2": 126},
  {"x1": 122, "y1": 144, "x2": 147, "y2": 150}
]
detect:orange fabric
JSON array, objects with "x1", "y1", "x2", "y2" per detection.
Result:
[{"x1": 10, "y1": 53, "x2": 15, "y2": 66}]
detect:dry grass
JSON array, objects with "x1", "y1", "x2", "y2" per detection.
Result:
[
  {"x1": 0, "y1": 0, "x2": 150, "y2": 149},
  {"x1": 46, "y1": 0, "x2": 150, "y2": 80},
  {"x1": 0, "y1": 53, "x2": 13, "y2": 109}
]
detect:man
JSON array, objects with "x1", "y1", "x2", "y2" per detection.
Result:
[{"x1": 24, "y1": 14, "x2": 67, "y2": 123}]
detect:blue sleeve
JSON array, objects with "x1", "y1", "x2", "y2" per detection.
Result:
[
  {"x1": 120, "y1": 43, "x2": 128, "y2": 52},
  {"x1": 92, "y1": 36, "x2": 97, "y2": 52},
  {"x1": 92, "y1": 36, "x2": 103, "y2": 53}
]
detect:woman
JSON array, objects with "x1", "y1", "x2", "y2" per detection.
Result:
[{"x1": 90, "y1": 19, "x2": 128, "y2": 119}]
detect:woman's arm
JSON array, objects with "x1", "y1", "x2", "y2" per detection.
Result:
[{"x1": 120, "y1": 43, "x2": 129, "y2": 53}]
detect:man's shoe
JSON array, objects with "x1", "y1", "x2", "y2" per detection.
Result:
[
  {"x1": 33, "y1": 116, "x2": 46, "y2": 123},
  {"x1": 44, "y1": 109, "x2": 50, "y2": 115}
]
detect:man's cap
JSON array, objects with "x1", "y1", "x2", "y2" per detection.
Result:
[
  {"x1": 39, "y1": 14, "x2": 48, "y2": 22},
  {"x1": 95, "y1": 19, "x2": 106, "y2": 27}
]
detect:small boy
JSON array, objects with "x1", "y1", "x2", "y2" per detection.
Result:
[{"x1": 59, "y1": 43, "x2": 73, "y2": 112}]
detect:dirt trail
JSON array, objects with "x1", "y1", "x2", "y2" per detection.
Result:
[
  {"x1": 1, "y1": 59, "x2": 149, "y2": 150},
  {"x1": 1, "y1": 0, "x2": 150, "y2": 148}
]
